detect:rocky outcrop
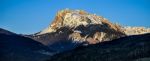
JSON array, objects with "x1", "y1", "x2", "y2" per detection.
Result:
[
  {"x1": 39, "y1": 9, "x2": 124, "y2": 35},
  {"x1": 123, "y1": 26, "x2": 150, "y2": 35}
]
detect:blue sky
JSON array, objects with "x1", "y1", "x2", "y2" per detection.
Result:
[{"x1": 0, "y1": 0, "x2": 150, "y2": 34}]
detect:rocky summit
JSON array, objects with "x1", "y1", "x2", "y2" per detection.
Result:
[
  {"x1": 37, "y1": 9, "x2": 125, "y2": 42},
  {"x1": 27, "y1": 9, "x2": 126, "y2": 53}
]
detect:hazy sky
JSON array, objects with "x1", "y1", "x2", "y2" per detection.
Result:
[{"x1": 0, "y1": 0, "x2": 150, "y2": 34}]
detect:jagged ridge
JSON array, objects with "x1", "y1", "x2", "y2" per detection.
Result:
[
  {"x1": 39, "y1": 9, "x2": 124, "y2": 34},
  {"x1": 32, "y1": 9, "x2": 126, "y2": 45}
]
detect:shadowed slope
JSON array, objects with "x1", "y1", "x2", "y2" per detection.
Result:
[
  {"x1": 47, "y1": 33, "x2": 150, "y2": 61},
  {"x1": 0, "y1": 28, "x2": 52, "y2": 61}
]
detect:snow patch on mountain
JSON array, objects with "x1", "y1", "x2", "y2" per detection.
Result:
[{"x1": 38, "y1": 9, "x2": 104, "y2": 35}]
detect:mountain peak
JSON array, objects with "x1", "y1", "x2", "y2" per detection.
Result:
[
  {"x1": 32, "y1": 9, "x2": 125, "y2": 46},
  {"x1": 39, "y1": 9, "x2": 123, "y2": 35}
]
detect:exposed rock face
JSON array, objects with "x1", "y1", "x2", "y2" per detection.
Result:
[
  {"x1": 34, "y1": 9, "x2": 126, "y2": 44},
  {"x1": 39, "y1": 9, "x2": 124, "y2": 35},
  {"x1": 123, "y1": 26, "x2": 150, "y2": 35},
  {"x1": 28, "y1": 9, "x2": 126, "y2": 53}
]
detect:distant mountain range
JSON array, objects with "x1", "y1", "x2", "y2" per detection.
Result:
[{"x1": 0, "y1": 9, "x2": 150, "y2": 61}]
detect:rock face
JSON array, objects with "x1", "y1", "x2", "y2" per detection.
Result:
[
  {"x1": 39, "y1": 9, "x2": 124, "y2": 35},
  {"x1": 29, "y1": 9, "x2": 126, "y2": 53},
  {"x1": 123, "y1": 26, "x2": 150, "y2": 35}
]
